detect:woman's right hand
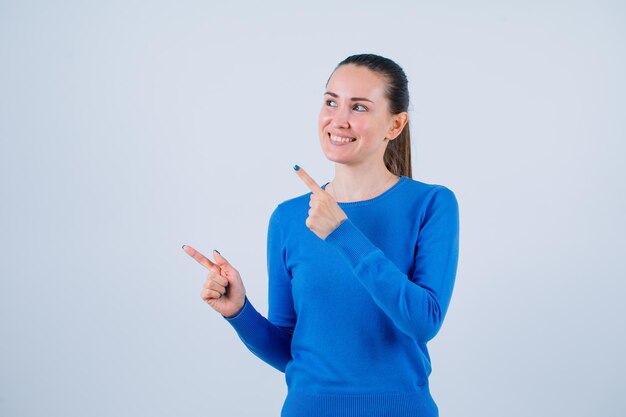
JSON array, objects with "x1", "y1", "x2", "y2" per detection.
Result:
[{"x1": 182, "y1": 245, "x2": 247, "y2": 318}]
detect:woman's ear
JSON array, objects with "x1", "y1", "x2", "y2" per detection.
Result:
[{"x1": 386, "y1": 112, "x2": 409, "y2": 141}]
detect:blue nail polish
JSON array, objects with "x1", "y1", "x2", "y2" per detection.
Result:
[
  {"x1": 213, "y1": 249, "x2": 220, "y2": 254},
  {"x1": 182, "y1": 244, "x2": 185, "y2": 250},
  {"x1": 293, "y1": 164, "x2": 300, "y2": 171}
]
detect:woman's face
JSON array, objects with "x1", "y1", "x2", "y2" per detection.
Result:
[{"x1": 318, "y1": 64, "x2": 400, "y2": 168}]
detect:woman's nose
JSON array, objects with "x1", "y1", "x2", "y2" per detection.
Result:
[{"x1": 331, "y1": 107, "x2": 350, "y2": 128}]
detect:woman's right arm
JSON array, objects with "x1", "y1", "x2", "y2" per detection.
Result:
[
  {"x1": 222, "y1": 295, "x2": 294, "y2": 372},
  {"x1": 222, "y1": 207, "x2": 295, "y2": 373}
]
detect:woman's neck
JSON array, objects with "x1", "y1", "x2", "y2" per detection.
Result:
[{"x1": 328, "y1": 162, "x2": 400, "y2": 203}]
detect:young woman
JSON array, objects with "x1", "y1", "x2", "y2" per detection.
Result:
[{"x1": 183, "y1": 53, "x2": 460, "y2": 417}]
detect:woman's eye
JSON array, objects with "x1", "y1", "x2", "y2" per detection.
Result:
[{"x1": 324, "y1": 100, "x2": 367, "y2": 111}]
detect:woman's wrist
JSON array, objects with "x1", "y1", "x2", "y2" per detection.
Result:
[{"x1": 223, "y1": 296, "x2": 247, "y2": 319}]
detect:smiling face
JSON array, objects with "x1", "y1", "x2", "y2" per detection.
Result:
[{"x1": 318, "y1": 64, "x2": 404, "y2": 168}]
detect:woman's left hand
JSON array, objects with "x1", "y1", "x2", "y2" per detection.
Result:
[{"x1": 294, "y1": 165, "x2": 348, "y2": 240}]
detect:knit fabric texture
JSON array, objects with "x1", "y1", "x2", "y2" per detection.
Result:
[{"x1": 224, "y1": 176, "x2": 460, "y2": 417}]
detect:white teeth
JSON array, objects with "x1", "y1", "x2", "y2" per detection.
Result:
[{"x1": 330, "y1": 134, "x2": 355, "y2": 143}]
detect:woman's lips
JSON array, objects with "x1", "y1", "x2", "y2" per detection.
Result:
[{"x1": 329, "y1": 133, "x2": 356, "y2": 145}]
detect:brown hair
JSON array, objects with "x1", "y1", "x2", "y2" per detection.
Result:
[{"x1": 328, "y1": 53, "x2": 412, "y2": 178}]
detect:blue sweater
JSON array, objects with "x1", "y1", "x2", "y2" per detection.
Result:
[{"x1": 224, "y1": 176, "x2": 459, "y2": 417}]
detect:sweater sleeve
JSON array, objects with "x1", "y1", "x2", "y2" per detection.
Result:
[
  {"x1": 221, "y1": 207, "x2": 295, "y2": 372},
  {"x1": 324, "y1": 186, "x2": 460, "y2": 344}
]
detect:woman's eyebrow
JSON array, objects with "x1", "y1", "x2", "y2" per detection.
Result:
[{"x1": 324, "y1": 91, "x2": 374, "y2": 103}]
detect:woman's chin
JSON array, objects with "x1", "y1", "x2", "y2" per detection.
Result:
[
  {"x1": 321, "y1": 151, "x2": 351, "y2": 164},
  {"x1": 320, "y1": 144, "x2": 352, "y2": 164}
]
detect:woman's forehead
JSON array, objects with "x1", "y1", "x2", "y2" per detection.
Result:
[{"x1": 326, "y1": 64, "x2": 387, "y2": 99}]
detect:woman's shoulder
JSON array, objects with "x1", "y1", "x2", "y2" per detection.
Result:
[
  {"x1": 396, "y1": 176, "x2": 457, "y2": 204},
  {"x1": 404, "y1": 178, "x2": 459, "y2": 221},
  {"x1": 268, "y1": 191, "x2": 311, "y2": 224},
  {"x1": 403, "y1": 176, "x2": 454, "y2": 192},
  {"x1": 275, "y1": 191, "x2": 311, "y2": 210}
]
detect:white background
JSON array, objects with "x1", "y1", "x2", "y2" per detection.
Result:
[{"x1": 1, "y1": 0, "x2": 624, "y2": 416}]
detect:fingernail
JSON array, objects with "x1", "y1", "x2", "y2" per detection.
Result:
[
  {"x1": 182, "y1": 244, "x2": 186, "y2": 250},
  {"x1": 213, "y1": 249, "x2": 220, "y2": 254},
  {"x1": 293, "y1": 164, "x2": 300, "y2": 171}
]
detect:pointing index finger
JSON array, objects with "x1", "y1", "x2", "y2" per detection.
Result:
[
  {"x1": 182, "y1": 245, "x2": 217, "y2": 271},
  {"x1": 294, "y1": 165, "x2": 324, "y2": 194}
]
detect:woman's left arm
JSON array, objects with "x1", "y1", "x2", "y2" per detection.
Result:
[{"x1": 325, "y1": 186, "x2": 460, "y2": 344}]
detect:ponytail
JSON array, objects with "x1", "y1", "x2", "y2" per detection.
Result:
[{"x1": 384, "y1": 123, "x2": 412, "y2": 179}]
